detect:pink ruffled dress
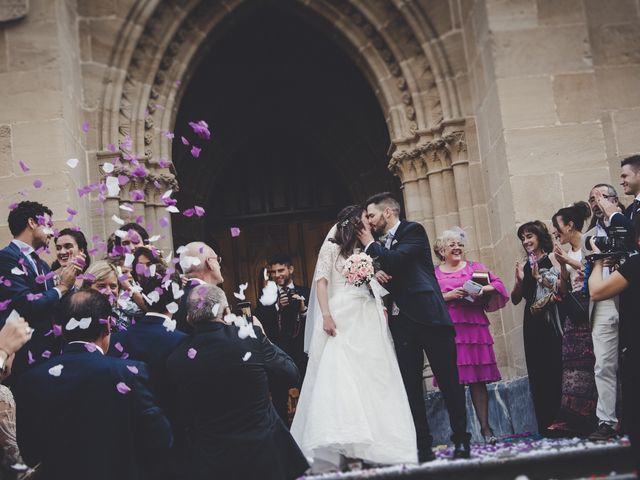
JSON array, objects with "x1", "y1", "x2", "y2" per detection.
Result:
[{"x1": 434, "y1": 262, "x2": 508, "y2": 385}]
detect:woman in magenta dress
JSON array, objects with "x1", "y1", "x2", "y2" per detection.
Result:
[{"x1": 434, "y1": 228, "x2": 509, "y2": 444}]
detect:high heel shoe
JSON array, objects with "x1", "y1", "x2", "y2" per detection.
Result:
[{"x1": 482, "y1": 428, "x2": 498, "y2": 445}]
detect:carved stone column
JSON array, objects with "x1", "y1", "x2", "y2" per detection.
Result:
[
  {"x1": 389, "y1": 149, "x2": 423, "y2": 224},
  {"x1": 414, "y1": 155, "x2": 436, "y2": 245}
]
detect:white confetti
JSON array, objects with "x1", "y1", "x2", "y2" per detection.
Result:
[
  {"x1": 161, "y1": 189, "x2": 173, "y2": 200},
  {"x1": 259, "y1": 281, "x2": 278, "y2": 306},
  {"x1": 179, "y1": 255, "x2": 201, "y2": 271},
  {"x1": 10, "y1": 267, "x2": 25, "y2": 276},
  {"x1": 149, "y1": 264, "x2": 157, "y2": 277},
  {"x1": 166, "y1": 302, "x2": 179, "y2": 314},
  {"x1": 102, "y1": 162, "x2": 114, "y2": 174},
  {"x1": 212, "y1": 303, "x2": 220, "y2": 317},
  {"x1": 65, "y1": 317, "x2": 92, "y2": 330},
  {"x1": 119, "y1": 204, "x2": 134, "y2": 212},
  {"x1": 171, "y1": 282, "x2": 184, "y2": 300},
  {"x1": 66, "y1": 158, "x2": 79, "y2": 169},
  {"x1": 105, "y1": 176, "x2": 120, "y2": 197},
  {"x1": 114, "y1": 229, "x2": 127, "y2": 239},
  {"x1": 242, "y1": 352, "x2": 252, "y2": 362},
  {"x1": 48, "y1": 364, "x2": 64, "y2": 377},
  {"x1": 111, "y1": 214, "x2": 125, "y2": 226},
  {"x1": 145, "y1": 290, "x2": 160, "y2": 305},
  {"x1": 165, "y1": 206, "x2": 179, "y2": 213},
  {"x1": 148, "y1": 235, "x2": 162, "y2": 242},
  {"x1": 124, "y1": 253, "x2": 134, "y2": 268},
  {"x1": 233, "y1": 282, "x2": 249, "y2": 301},
  {"x1": 163, "y1": 318, "x2": 176, "y2": 332}
]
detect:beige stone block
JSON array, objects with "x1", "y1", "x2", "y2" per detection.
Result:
[
  {"x1": 595, "y1": 66, "x2": 640, "y2": 109},
  {"x1": 614, "y1": 109, "x2": 640, "y2": 155},
  {"x1": 560, "y1": 167, "x2": 612, "y2": 204},
  {"x1": 584, "y1": 0, "x2": 639, "y2": 27},
  {"x1": 455, "y1": 73, "x2": 474, "y2": 117},
  {"x1": 440, "y1": 31, "x2": 466, "y2": 75},
  {"x1": 78, "y1": 20, "x2": 92, "y2": 62},
  {"x1": 6, "y1": 21, "x2": 59, "y2": 71},
  {"x1": 89, "y1": 18, "x2": 122, "y2": 65},
  {"x1": 81, "y1": 63, "x2": 108, "y2": 110},
  {"x1": 415, "y1": 0, "x2": 452, "y2": 35},
  {"x1": 0, "y1": 125, "x2": 10, "y2": 177},
  {"x1": 493, "y1": 25, "x2": 591, "y2": 77},
  {"x1": 505, "y1": 123, "x2": 606, "y2": 175},
  {"x1": 472, "y1": 204, "x2": 493, "y2": 247},
  {"x1": 590, "y1": 24, "x2": 640, "y2": 67},
  {"x1": 486, "y1": 0, "x2": 538, "y2": 31},
  {"x1": 0, "y1": 32, "x2": 7, "y2": 73},
  {"x1": 29, "y1": 0, "x2": 57, "y2": 22},
  {"x1": 483, "y1": 135, "x2": 509, "y2": 196},
  {"x1": 0, "y1": 69, "x2": 63, "y2": 123},
  {"x1": 487, "y1": 183, "x2": 516, "y2": 244},
  {"x1": 537, "y1": 0, "x2": 586, "y2": 25},
  {"x1": 11, "y1": 120, "x2": 66, "y2": 173},
  {"x1": 511, "y1": 173, "x2": 563, "y2": 223},
  {"x1": 77, "y1": 0, "x2": 117, "y2": 17},
  {"x1": 0, "y1": 173, "x2": 71, "y2": 222},
  {"x1": 498, "y1": 75, "x2": 557, "y2": 129},
  {"x1": 601, "y1": 112, "x2": 618, "y2": 160},
  {"x1": 552, "y1": 73, "x2": 599, "y2": 123}
]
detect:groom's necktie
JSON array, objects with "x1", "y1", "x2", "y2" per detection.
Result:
[
  {"x1": 379, "y1": 233, "x2": 393, "y2": 249},
  {"x1": 631, "y1": 199, "x2": 640, "y2": 220}
]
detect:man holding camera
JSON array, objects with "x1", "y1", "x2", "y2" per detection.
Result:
[
  {"x1": 595, "y1": 155, "x2": 640, "y2": 231},
  {"x1": 583, "y1": 184, "x2": 623, "y2": 441},
  {"x1": 255, "y1": 253, "x2": 309, "y2": 424}
]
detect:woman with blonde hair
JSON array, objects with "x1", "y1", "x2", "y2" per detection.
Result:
[
  {"x1": 434, "y1": 227, "x2": 508, "y2": 444},
  {"x1": 81, "y1": 260, "x2": 132, "y2": 329}
]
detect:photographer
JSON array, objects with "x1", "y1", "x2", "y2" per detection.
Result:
[
  {"x1": 588, "y1": 215, "x2": 640, "y2": 469},
  {"x1": 595, "y1": 155, "x2": 640, "y2": 231}
]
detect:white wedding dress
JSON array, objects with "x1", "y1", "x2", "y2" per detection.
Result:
[{"x1": 290, "y1": 234, "x2": 417, "y2": 469}]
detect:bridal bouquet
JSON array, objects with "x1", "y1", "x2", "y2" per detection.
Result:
[{"x1": 343, "y1": 251, "x2": 375, "y2": 287}]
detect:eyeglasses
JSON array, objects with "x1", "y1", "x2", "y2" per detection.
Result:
[
  {"x1": 589, "y1": 195, "x2": 617, "y2": 203},
  {"x1": 208, "y1": 255, "x2": 222, "y2": 266}
]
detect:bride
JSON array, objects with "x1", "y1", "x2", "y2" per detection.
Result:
[{"x1": 290, "y1": 205, "x2": 417, "y2": 470}]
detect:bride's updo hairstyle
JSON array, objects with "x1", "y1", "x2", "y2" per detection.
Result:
[{"x1": 331, "y1": 205, "x2": 364, "y2": 258}]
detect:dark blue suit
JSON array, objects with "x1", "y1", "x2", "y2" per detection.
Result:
[
  {"x1": 0, "y1": 242, "x2": 61, "y2": 376},
  {"x1": 166, "y1": 322, "x2": 308, "y2": 480},
  {"x1": 12, "y1": 343, "x2": 173, "y2": 480},
  {"x1": 610, "y1": 201, "x2": 640, "y2": 231},
  {"x1": 365, "y1": 220, "x2": 469, "y2": 450}
]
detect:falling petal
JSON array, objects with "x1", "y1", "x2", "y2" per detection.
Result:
[
  {"x1": 166, "y1": 302, "x2": 179, "y2": 314},
  {"x1": 102, "y1": 162, "x2": 115, "y2": 174},
  {"x1": 119, "y1": 203, "x2": 134, "y2": 212},
  {"x1": 259, "y1": 281, "x2": 278, "y2": 306},
  {"x1": 165, "y1": 206, "x2": 179, "y2": 213},
  {"x1": 118, "y1": 175, "x2": 130, "y2": 186},
  {"x1": 81, "y1": 121, "x2": 90, "y2": 133},
  {"x1": 162, "y1": 318, "x2": 176, "y2": 332},
  {"x1": 111, "y1": 214, "x2": 125, "y2": 226},
  {"x1": 84, "y1": 343, "x2": 97, "y2": 352},
  {"x1": 194, "y1": 206, "x2": 205, "y2": 217},
  {"x1": 164, "y1": 132, "x2": 174, "y2": 140},
  {"x1": 158, "y1": 158, "x2": 170, "y2": 168},
  {"x1": 234, "y1": 282, "x2": 249, "y2": 301},
  {"x1": 148, "y1": 234, "x2": 162, "y2": 243},
  {"x1": 181, "y1": 136, "x2": 189, "y2": 146},
  {"x1": 131, "y1": 165, "x2": 147, "y2": 177},
  {"x1": 105, "y1": 176, "x2": 120, "y2": 197},
  {"x1": 107, "y1": 143, "x2": 117, "y2": 153},
  {"x1": 230, "y1": 227, "x2": 241, "y2": 237},
  {"x1": 48, "y1": 364, "x2": 64, "y2": 377},
  {"x1": 190, "y1": 146, "x2": 201, "y2": 158},
  {"x1": 0, "y1": 299, "x2": 11, "y2": 311},
  {"x1": 66, "y1": 158, "x2": 79, "y2": 169},
  {"x1": 53, "y1": 324, "x2": 62, "y2": 337},
  {"x1": 33, "y1": 179, "x2": 43, "y2": 189},
  {"x1": 114, "y1": 342, "x2": 124, "y2": 353},
  {"x1": 188, "y1": 120, "x2": 211, "y2": 140},
  {"x1": 66, "y1": 207, "x2": 77, "y2": 216},
  {"x1": 242, "y1": 352, "x2": 252, "y2": 362},
  {"x1": 18, "y1": 160, "x2": 30, "y2": 172},
  {"x1": 11, "y1": 267, "x2": 25, "y2": 276},
  {"x1": 182, "y1": 208, "x2": 194, "y2": 218},
  {"x1": 130, "y1": 189, "x2": 144, "y2": 201},
  {"x1": 187, "y1": 348, "x2": 197, "y2": 359},
  {"x1": 212, "y1": 303, "x2": 220, "y2": 317},
  {"x1": 116, "y1": 382, "x2": 131, "y2": 394},
  {"x1": 8, "y1": 203, "x2": 18, "y2": 211},
  {"x1": 159, "y1": 217, "x2": 169, "y2": 228},
  {"x1": 126, "y1": 365, "x2": 139, "y2": 374}
]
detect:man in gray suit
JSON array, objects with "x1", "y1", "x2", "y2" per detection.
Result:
[{"x1": 582, "y1": 184, "x2": 622, "y2": 441}]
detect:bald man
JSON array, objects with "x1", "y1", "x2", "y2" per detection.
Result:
[{"x1": 175, "y1": 242, "x2": 224, "y2": 333}]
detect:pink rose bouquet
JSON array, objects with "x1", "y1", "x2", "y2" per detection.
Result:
[{"x1": 342, "y1": 251, "x2": 375, "y2": 287}]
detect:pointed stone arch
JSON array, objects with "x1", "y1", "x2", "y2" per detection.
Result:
[{"x1": 94, "y1": 0, "x2": 475, "y2": 253}]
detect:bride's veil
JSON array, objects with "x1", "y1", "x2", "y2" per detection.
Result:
[{"x1": 303, "y1": 224, "x2": 337, "y2": 354}]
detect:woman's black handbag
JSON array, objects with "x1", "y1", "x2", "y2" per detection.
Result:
[{"x1": 562, "y1": 291, "x2": 589, "y2": 325}]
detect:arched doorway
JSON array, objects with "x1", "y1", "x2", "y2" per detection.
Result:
[{"x1": 171, "y1": 3, "x2": 401, "y2": 303}]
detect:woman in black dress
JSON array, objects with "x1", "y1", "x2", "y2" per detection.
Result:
[{"x1": 510, "y1": 221, "x2": 563, "y2": 435}]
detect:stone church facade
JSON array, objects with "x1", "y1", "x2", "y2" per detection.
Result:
[{"x1": 0, "y1": 0, "x2": 639, "y2": 380}]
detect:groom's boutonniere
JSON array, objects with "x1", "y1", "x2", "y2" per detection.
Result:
[{"x1": 391, "y1": 239, "x2": 398, "y2": 247}]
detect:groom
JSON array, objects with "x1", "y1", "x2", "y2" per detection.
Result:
[{"x1": 357, "y1": 192, "x2": 471, "y2": 461}]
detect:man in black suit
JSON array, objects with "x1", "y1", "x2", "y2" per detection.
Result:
[
  {"x1": 0, "y1": 201, "x2": 81, "y2": 376},
  {"x1": 358, "y1": 192, "x2": 470, "y2": 461},
  {"x1": 167, "y1": 284, "x2": 309, "y2": 480},
  {"x1": 254, "y1": 253, "x2": 309, "y2": 423},
  {"x1": 174, "y1": 241, "x2": 224, "y2": 334},
  {"x1": 12, "y1": 290, "x2": 173, "y2": 480},
  {"x1": 596, "y1": 155, "x2": 640, "y2": 233}
]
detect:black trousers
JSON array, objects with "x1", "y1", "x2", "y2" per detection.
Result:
[
  {"x1": 389, "y1": 314, "x2": 469, "y2": 450},
  {"x1": 621, "y1": 347, "x2": 639, "y2": 470}
]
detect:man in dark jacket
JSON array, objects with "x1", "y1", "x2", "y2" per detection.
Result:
[
  {"x1": 167, "y1": 284, "x2": 309, "y2": 480},
  {"x1": 359, "y1": 192, "x2": 470, "y2": 461},
  {"x1": 12, "y1": 290, "x2": 172, "y2": 480}
]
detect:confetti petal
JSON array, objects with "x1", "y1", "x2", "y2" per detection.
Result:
[
  {"x1": 48, "y1": 364, "x2": 63, "y2": 376},
  {"x1": 182, "y1": 208, "x2": 194, "y2": 218},
  {"x1": 194, "y1": 206, "x2": 205, "y2": 217},
  {"x1": 230, "y1": 227, "x2": 241, "y2": 237},
  {"x1": 116, "y1": 382, "x2": 131, "y2": 394},
  {"x1": 111, "y1": 214, "x2": 125, "y2": 226},
  {"x1": 159, "y1": 217, "x2": 169, "y2": 228},
  {"x1": 66, "y1": 158, "x2": 79, "y2": 169},
  {"x1": 166, "y1": 302, "x2": 179, "y2": 314},
  {"x1": 165, "y1": 206, "x2": 179, "y2": 213},
  {"x1": 242, "y1": 352, "x2": 252, "y2": 362},
  {"x1": 233, "y1": 282, "x2": 249, "y2": 301},
  {"x1": 33, "y1": 179, "x2": 43, "y2": 189},
  {"x1": 190, "y1": 146, "x2": 201, "y2": 158},
  {"x1": 81, "y1": 121, "x2": 90, "y2": 133},
  {"x1": 188, "y1": 120, "x2": 211, "y2": 140},
  {"x1": 187, "y1": 348, "x2": 197, "y2": 359},
  {"x1": 130, "y1": 189, "x2": 144, "y2": 201},
  {"x1": 18, "y1": 160, "x2": 30, "y2": 172},
  {"x1": 181, "y1": 136, "x2": 189, "y2": 146},
  {"x1": 105, "y1": 176, "x2": 120, "y2": 197},
  {"x1": 107, "y1": 143, "x2": 117, "y2": 153},
  {"x1": 126, "y1": 365, "x2": 139, "y2": 374},
  {"x1": 102, "y1": 162, "x2": 115, "y2": 174}
]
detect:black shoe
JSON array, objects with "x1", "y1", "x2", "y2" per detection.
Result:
[
  {"x1": 452, "y1": 441, "x2": 471, "y2": 459},
  {"x1": 588, "y1": 423, "x2": 618, "y2": 441},
  {"x1": 418, "y1": 448, "x2": 436, "y2": 463}
]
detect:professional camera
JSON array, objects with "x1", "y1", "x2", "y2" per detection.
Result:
[{"x1": 585, "y1": 226, "x2": 634, "y2": 261}]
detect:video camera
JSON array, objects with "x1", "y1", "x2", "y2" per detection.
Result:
[{"x1": 584, "y1": 225, "x2": 634, "y2": 262}]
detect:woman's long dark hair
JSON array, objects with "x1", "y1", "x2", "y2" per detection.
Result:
[
  {"x1": 51, "y1": 228, "x2": 91, "y2": 272},
  {"x1": 552, "y1": 201, "x2": 591, "y2": 232},
  {"x1": 330, "y1": 205, "x2": 364, "y2": 258},
  {"x1": 517, "y1": 220, "x2": 554, "y2": 254}
]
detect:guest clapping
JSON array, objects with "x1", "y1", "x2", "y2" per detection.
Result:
[
  {"x1": 511, "y1": 221, "x2": 563, "y2": 435},
  {"x1": 434, "y1": 228, "x2": 508, "y2": 444},
  {"x1": 51, "y1": 228, "x2": 90, "y2": 290}
]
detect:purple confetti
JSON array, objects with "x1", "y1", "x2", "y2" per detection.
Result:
[
  {"x1": 194, "y1": 205, "x2": 205, "y2": 217},
  {"x1": 0, "y1": 299, "x2": 11, "y2": 311},
  {"x1": 53, "y1": 324, "x2": 62, "y2": 337},
  {"x1": 132, "y1": 165, "x2": 147, "y2": 178},
  {"x1": 27, "y1": 293, "x2": 43, "y2": 301},
  {"x1": 107, "y1": 143, "x2": 117, "y2": 153},
  {"x1": 159, "y1": 217, "x2": 169, "y2": 228},
  {"x1": 181, "y1": 136, "x2": 189, "y2": 146},
  {"x1": 8, "y1": 202, "x2": 18, "y2": 211},
  {"x1": 188, "y1": 120, "x2": 211, "y2": 140},
  {"x1": 230, "y1": 227, "x2": 241, "y2": 238},
  {"x1": 164, "y1": 132, "x2": 174, "y2": 140},
  {"x1": 130, "y1": 189, "x2": 144, "y2": 201},
  {"x1": 114, "y1": 342, "x2": 124, "y2": 353},
  {"x1": 126, "y1": 365, "x2": 139, "y2": 374},
  {"x1": 118, "y1": 175, "x2": 129, "y2": 186},
  {"x1": 41, "y1": 350, "x2": 51, "y2": 359},
  {"x1": 27, "y1": 351, "x2": 34, "y2": 365},
  {"x1": 33, "y1": 179, "x2": 43, "y2": 189},
  {"x1": 66, "y1": 207, "x2": 77, "y2": 216},
  {"x1": 81, "y1": 121, "x2": 90, "y2": 133},
  {"x1": 122, "y1": 136, "x2": 133, "y2": 151},
  {"x1": 182, "y1": 208, "x2": 194, "y2": 218},
  {"x1": 84, "y1": 343, "x2": 97, "y2": 353},
  {"x1": 187, "y1": 348, "x2": 197, "y2": 359},
  {"x1": 190, "y1": 146, "x2": 201, "y2": 158},
  {"x1": 18, "y1": 160, "x2": 30, "y2": 172},
  {"x1": 158, "y1": 158, "x2": 170, "y2": 168},
  {"x1": 116, "y1": 382, "x2": 131, "y2": 394}
]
